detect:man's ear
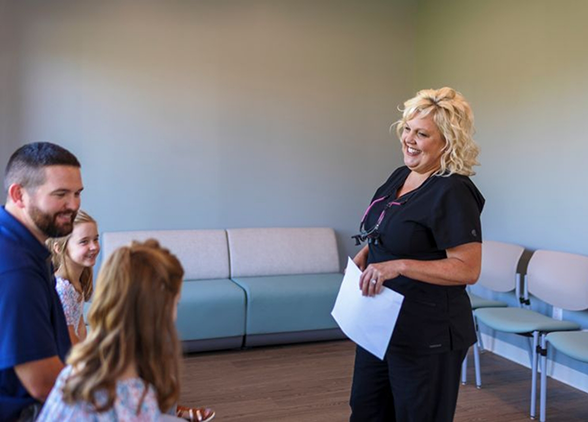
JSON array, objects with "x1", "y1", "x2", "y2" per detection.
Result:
[{"x1": 7, "y1": 184, "x2": 26, "y2": 208}]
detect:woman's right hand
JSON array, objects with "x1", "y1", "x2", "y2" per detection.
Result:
[{"x1": 352, "y1": 245, "x2": 369, "y2": 271}]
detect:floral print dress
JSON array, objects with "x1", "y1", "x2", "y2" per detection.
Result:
[
  {"x1": 37, "y1": 366, "x2": 162, "y2": 421},
  {"x1": 55, "y1": 276, "x2": 84, "y2": 337}
]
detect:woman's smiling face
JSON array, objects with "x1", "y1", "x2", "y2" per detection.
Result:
[{"x1": 401, "y1": 113, "x2": 446, "y2": 175}]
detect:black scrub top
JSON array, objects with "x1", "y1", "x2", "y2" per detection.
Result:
[{"x1": 363, "y1": 166, "x2": 485, "y2": 355}]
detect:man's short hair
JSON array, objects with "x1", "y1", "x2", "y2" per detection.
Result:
[{"x1": 4, "y1": 142, "x2": 81, "y2": 192}]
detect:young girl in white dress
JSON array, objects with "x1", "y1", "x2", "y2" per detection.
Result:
[
  {"x1": 47, "y1": 210, "x2": 99, "y2": 345},
  {"x1": 39, "y1": 239, "x2": 215, "y2": 422}
]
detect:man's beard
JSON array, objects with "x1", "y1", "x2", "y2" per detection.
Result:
[{"x1": 29, "y1": 205, "x2": 76, "y2": 238}]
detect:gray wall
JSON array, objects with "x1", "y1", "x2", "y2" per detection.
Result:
[
  {"x1": 415, "y1": 0, "x2": 588, "y2": 257},
  {"x1": 0, "y1": 0, "x2": 19, "y2": 173},
  {"x1": 0, "y1": 0, "x2": 415, "y2": 264}
]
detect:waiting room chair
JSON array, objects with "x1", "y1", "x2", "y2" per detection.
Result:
[
  {"x1": 539, "y1": 331, "x2": 588, "y2": 421},
  {"x1": 462, "y1": 240, "x2": 525, "y2": 388},
  {"x1": 532, "y1": 250, "x2": 588, "y2": 421},
  {"x1": 475, "y1": 249, "x2": 583, "y2": 420}
]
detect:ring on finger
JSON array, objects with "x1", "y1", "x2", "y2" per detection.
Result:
[{"x1": 370, "y1": 279, "x2": 377, "y2": 285}]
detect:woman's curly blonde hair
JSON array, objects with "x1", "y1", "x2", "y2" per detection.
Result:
[{"x1": 394, "y1": 87, "x2": 480, "y2": 176}]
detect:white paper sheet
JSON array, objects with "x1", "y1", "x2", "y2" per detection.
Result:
[{"x1": 331, "y1": 257, "x2": 404, "y2": 360}]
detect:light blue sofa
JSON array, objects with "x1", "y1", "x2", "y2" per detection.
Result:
[
  {"x1": 100, "y1": 227, "x2": 344, "y2": 352},
  {"x1": 101, "y1": 229, "x2": 246, "y2": 352},
  {"x1": 227, "y1": 228, "x2": 345, "y2": 347}
]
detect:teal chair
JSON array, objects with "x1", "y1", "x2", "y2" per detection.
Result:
[
  {"x1": 534, "y1": 251, "x2": 588, "y2": 421},
  {"x1": 540, "y1": 332, "x2": 588, "y2": 421},
  {"x1": 462, "y1": 240, "x2": 525, "y2": 388},
  {"x1": 475, "y1": 249, "x2": 584, "y2": 420}
]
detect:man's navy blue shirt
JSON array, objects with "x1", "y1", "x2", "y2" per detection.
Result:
[{"x1": 0, "y1": 206, "x2": 71, "y2": 421}]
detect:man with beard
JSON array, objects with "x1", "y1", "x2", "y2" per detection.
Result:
[{"x1": 0, "y1": 142, "x2": 83, "y2": 421}]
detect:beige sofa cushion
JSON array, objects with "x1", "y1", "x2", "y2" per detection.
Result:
[
  {"x1": 227, "y1": 227, "x2": 339, "y2": 277},
  {"x1": 101, "y1": 230, "x2": 230, "y2": 280}
]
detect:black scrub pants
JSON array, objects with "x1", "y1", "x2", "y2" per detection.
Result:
[{"x1": 349, "y1": 345, "x2": 468, "y2": 422}]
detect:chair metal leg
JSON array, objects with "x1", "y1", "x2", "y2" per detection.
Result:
[
  {"x1": 478, "y1": 332, "x2": 486, "y2": 353},
  {"x1": 539, "y1": 334, "x2": 547, "y2": 422},
  {"x1": 474, "y1": 315, "x2": 485, "y2": 352},
  {"x1": 473, "y1": 340, "x2": 482, "y2": 388},
  {"x1": 527, "y1": 336, "x2": 535, "y2": 368},
  {"x1": 461, "y1": 352, "x2": 468, "y2": 385},
  {"x1": 530, "y1": 331, "x2": 539, "y2": 419}
]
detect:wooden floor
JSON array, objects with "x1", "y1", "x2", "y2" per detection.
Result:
[{"x1": 179, "y1": 340, "x2": 588, "y2": 421}]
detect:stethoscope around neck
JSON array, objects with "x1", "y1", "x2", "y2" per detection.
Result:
[
  {"x1": 352, "y1": 195, "x2": 406, "y2": 246},
  {"x1": 351, "y1": 173, "x2": 436, "y2": 246}
]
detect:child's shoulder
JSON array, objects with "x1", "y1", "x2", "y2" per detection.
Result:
[
  {"x1": 51, "y1": 365, "x2": 74, "y2": 391},
  {"x1": 55, "y1": 276, "x2": 81, "y2": 295},
  {"x1": 116, "y1": 378, "x2": 161, "y2": 419},
  {"x1": 55, "y1": 276, "x2": 71, "y2": 288}
]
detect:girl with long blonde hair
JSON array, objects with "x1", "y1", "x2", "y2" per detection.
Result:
[
  {"x1": 47, "y1": 209, "x2": 99, "y2": 345},
  {"x1": 38, "y1": 239, "x2": 186, "y2": 420}
]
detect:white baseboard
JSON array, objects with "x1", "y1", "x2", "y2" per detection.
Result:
[{"x1": 479, "y1": 332, "x2": 588, "y2": 394}]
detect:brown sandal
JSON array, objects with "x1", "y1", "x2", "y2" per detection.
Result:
[{"x1": 176, "y1": 405, "x2": 215, "y2": 422}]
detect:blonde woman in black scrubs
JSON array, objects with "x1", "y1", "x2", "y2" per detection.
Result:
[{"x1": 350, "y1": 87, "x2": 484, "y2": 422}]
